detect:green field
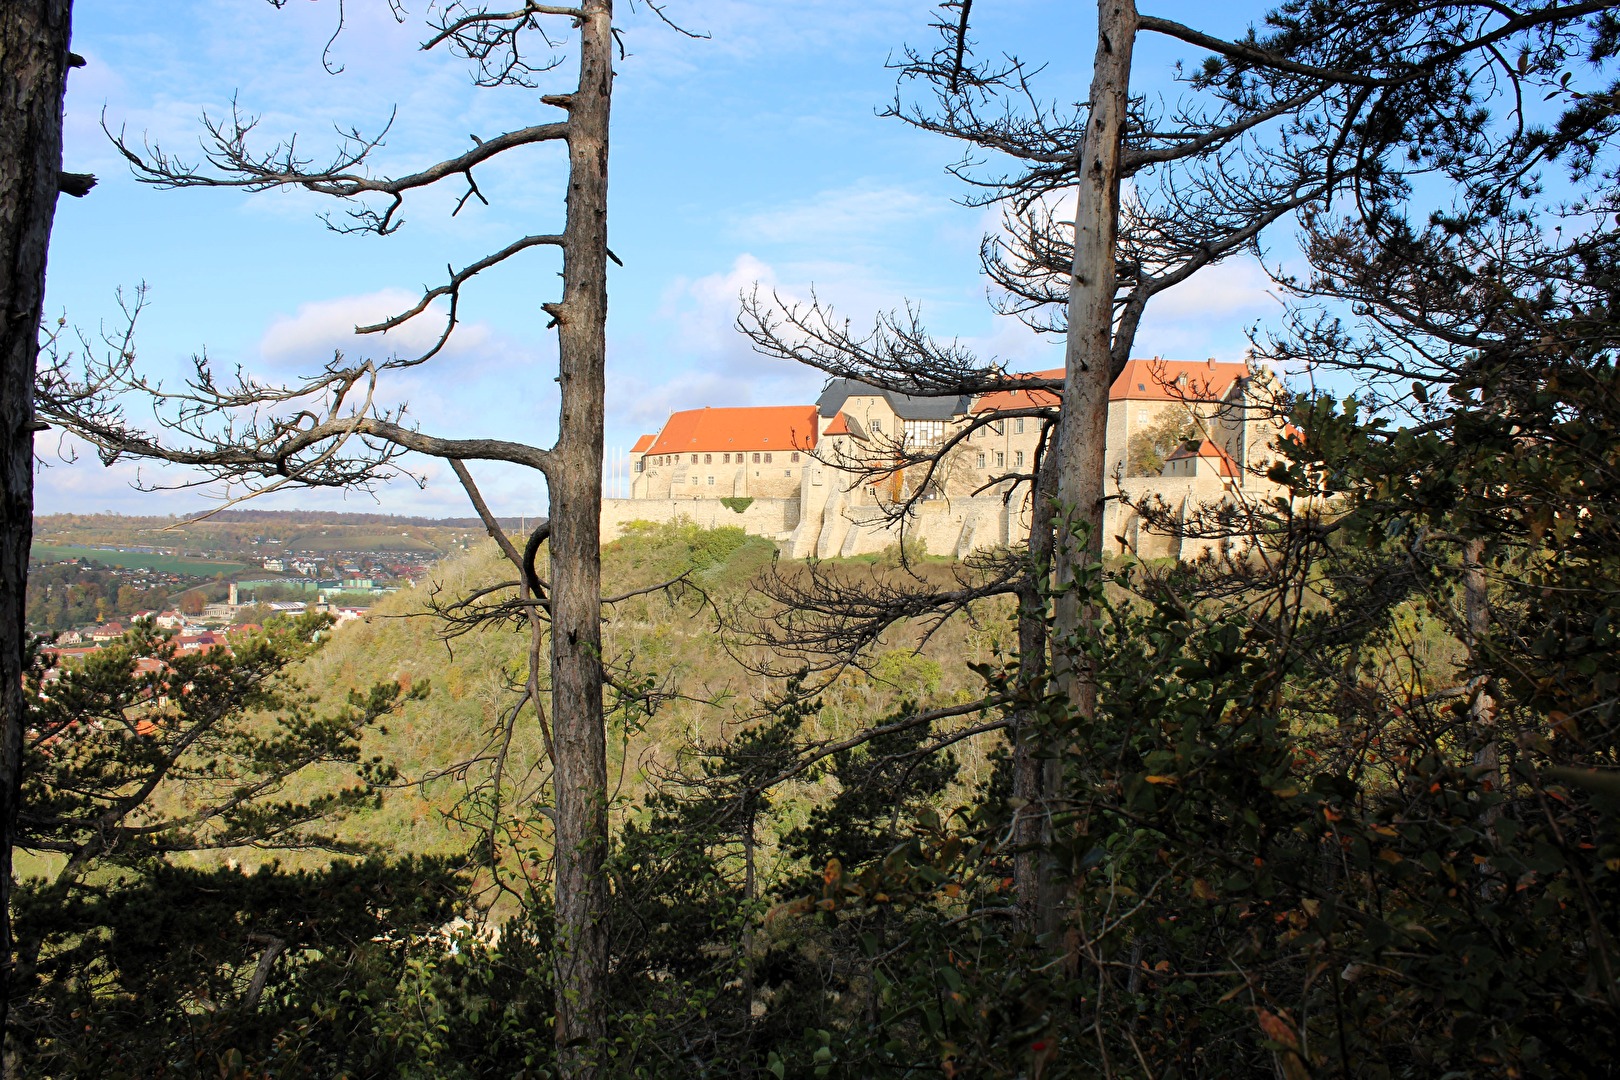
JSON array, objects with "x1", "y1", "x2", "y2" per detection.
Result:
[{"x1": 29, "y1": 543, "x2": 247, "y2": 577}]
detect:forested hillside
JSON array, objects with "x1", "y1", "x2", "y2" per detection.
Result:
[{"x1": 260, "y1": 523, "x2": 1007, "y2": 875}]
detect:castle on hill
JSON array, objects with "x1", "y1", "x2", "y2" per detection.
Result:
[{"x1": 601, "y1": 358, "x2": 1291, "y2": 560}]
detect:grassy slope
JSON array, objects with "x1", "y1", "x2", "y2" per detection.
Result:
[{"x1": 228, "y1": 522, "x2": 1015, "y2": 871}]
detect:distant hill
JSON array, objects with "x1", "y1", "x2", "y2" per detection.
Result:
[
  {"x1": 30, "y1": 510, "x2": 530, "y2": 562},
  {"x1": 35, "y1": 509, "x2": 535, "y2": 531}
]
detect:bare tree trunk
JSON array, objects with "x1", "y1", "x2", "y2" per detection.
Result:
[
  {"x1": 1052, "y1": 0, "x2": 1135, "y2": 705},
  {"x1": 1045, "y1": 0, "x2": 1136, "y2": 939},
  {"x1": 0, "y1": 0, "x2": 73, "y2": 1039},
  {"x1": 549, "y1": 1, "x2": 612, "y2": 1072},
  {"x1": 1013, "y1": 447, "x2": 1058, "y2": 930},
  {"x1": 1463, "y1": 537, "x2": 1498, "y2": 776}
]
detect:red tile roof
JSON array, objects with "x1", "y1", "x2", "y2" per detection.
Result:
[
  {"x1": 1111, "y1": 358, "x2": 1248, "y2": 403},
  {"x1": 972, "y1": 359, "x2": 1251, "y2": 412},
  {"x1": 822, "y1": 412, "x2": 854, "y2": 437},
  {"x1": 1165, "y1": 439, "x2": 1241, "y2": 477},
  {"x1": 970, "y1": 368, "x2": 1065, "y2": 414},
  {"x1": 630, "y1": 434, "x2": 655, "y2": 454},
  {"x1": 645, "y1": 405, "x2": 818, "y2": 457}
]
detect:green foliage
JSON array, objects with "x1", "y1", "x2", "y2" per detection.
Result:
[
  {"x1": 783, "y1": 704, "x2": 958, "y2": 874},
  {"x1": 12, "y1": 617, "x2": 445, "y2": 1075},
  {"x1": 721, "y1": 496, "x2": 755, "y2": 513},
  {"x1": 15, "y1": 858, "x2": 470, "y2": 1078},
  {"x1": 24, "y1": 558, "x2": 198, "y2": 631},
  {"x1": 1126, "y1": 402, "x2": 1201, "y2": 477}
]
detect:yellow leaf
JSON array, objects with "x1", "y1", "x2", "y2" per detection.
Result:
[
  {"x1": 1378, "y1": 849, "x2": 1404, "y2": 864},
  {"x1": 1145, "y1": 775, "x2": 1179, "y2": 786},
  {"x1": 1192, "y1": 878, "x2": 1218, "y2": 901}
]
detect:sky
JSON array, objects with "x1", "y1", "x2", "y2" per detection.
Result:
[{"x1": 37, "y1": 0, "x2": 1290, "y2": 519}]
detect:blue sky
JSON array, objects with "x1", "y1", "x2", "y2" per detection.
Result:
[{"x1": 38, "y1": 0, "x2": 1288, "y2": 518}]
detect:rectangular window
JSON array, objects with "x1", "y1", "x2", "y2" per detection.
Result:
[
  {"x1": 723, "y1": 453, "x2": 730, "y2": 463},
  {"x1": 704, "y1": 453, "x2": 712, "y2": 464},
  {"x1": 674, "y1": 475, "x2": 685, "y2": 484},
  {"x1": 995, "y1": 452, "x2": 1005, "y2": 467},
  {"x1": 903, "y1": 419, "x2": 946, "y2": 446},
  {"x1": 784, "y1": 469, "x2": 792, "y2": 477},
  {"x1": 991, "y1": 420, "x2": 1004, "y2": 436},
  {"x1": 870, "y1": 418, "x2": 882, "y2": 433},
  {"x1": 1138, "y1": 410, "x2": 1148, "y2": 425},
  {"x1": 752, "y1": 453, "x2": 760, "y2": 463},
  {"x1": 707, "y1": 476, "x2": 715, "y2": 485},
  {"x1": 691, "y1": 454, "x2": 699, "y2": 464},
  {"x1": 1015, "y1": 450, "x2": 1025, "y2": 467},
  {"x1": 976, "y1": 452, "x2": 986, "y2": 468},
  {"x1": 791, "y1": 452, "x2": 800, "y2": 462},
  {"x1": 1015, "y1": 418, "x2": 1025, "y2": 434},
  {"x1": 764, "y1": 453, "x2": 772, "y2": 463}
]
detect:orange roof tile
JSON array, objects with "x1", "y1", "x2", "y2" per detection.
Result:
[
  {"x1": 1165, "y1": 439, "x2": 1241, "y2": 477},
  {"x1": 630, "y1": 434, "x2": 655, "y2": 454},
  {"x1": 970, "y1": 368, "x2": 1065, "y2": 414},
  {"x1": 822, "y1": 412, "x2": 854, "y2": 437},
  {"x1": 645, "y1": 405, "x2": 818, "y2": 457},
  {"x1": 1110, "y1": 358, "x2": 1248, "y2": 402}
]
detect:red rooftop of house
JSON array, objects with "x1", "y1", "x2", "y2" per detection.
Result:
[
  {"x1": 971, "y1": 359, "x2": 1252, "y2": 414},
  {"x1": 821, "y1": 412, "x2": 858, "y2": 438},
  {"x1": 970, "y1": 368, "x2": 1066, "y2": 414},
  {"x1": 1110, "y1": 358, "x2": 1248, "y2": 402},
  {"x1": 1165, "y1": 439, "x2": 1241, "y2": 477},
  {"x1": 644, "y1": 405, "x2": 819, "y2": 458}
]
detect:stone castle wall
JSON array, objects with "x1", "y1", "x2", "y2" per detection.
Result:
[
  {"x1": 603, "y1": 472, "x2": 1256, "y2": 563},
  {"x1": 600, "y1": 496, "x2": 801, "y2": 543}
]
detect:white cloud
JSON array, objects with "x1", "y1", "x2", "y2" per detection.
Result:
[
  {"x1": 733, "y1": 181, "x2": 944, "y2": 248},
  {"x1": 257, "y1": 289, "x2": 494, "y2": 373},
  {"x1": 610, "y1": 254, "x2": 824, "y2": 433},
  {"x1": 1145, "y1": 257, "x2": 1280, "y2": 322}
]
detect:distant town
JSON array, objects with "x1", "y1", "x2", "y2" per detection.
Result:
[{"x1": 23, "y1": 510, "x2": 508, "y2": 662}]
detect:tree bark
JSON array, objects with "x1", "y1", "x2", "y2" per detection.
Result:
[
  {"x1": 549, "y1": 0, "x2": 612, "y2": 1072},
  {"x1": 1046, "y1": 0, "x2": 1136, "y2": 935},
  {"x1": 0, "y1": 0, "x2": 73, "y2": 1039},
  {"x1": 1013, "y1": 443, "x2": 1058, "y2": 930}
]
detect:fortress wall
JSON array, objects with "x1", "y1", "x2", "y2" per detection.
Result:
[
  {"x1": 606, "y1": 476, "x2": 1264, "y2": 562},
  {"x1": 600, "y1": 497, "x2": 800, "y2": 541},
  {"x1": 830, "y1": 497, "x2": 1032, "y2": 558}
]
